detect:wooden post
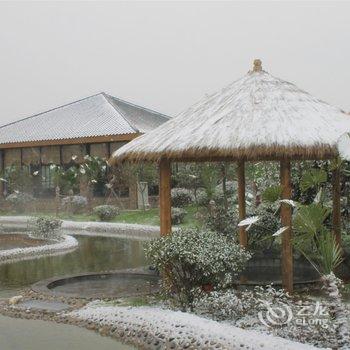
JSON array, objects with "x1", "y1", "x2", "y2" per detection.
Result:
[
  {"x1": 332, "y1": 166, "x2": 341, "y2": 246},
  {"x1": 280, "y1": 159, "x2": 293, "y2": 293},
  {"x1": 159, "y1": 159, "x2": 171, "y2": 236},
  {"x1": 237, "y1": 160, "x2": 247, "y2": 247}
]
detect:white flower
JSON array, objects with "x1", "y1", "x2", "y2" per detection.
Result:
[
  {"x1": 71, "y1": 155, "x2": 78, "y2": 161},
  {"x1": 91, "y1": 179, "x2": 97, "y2": 184},
  {"x1": 79, "y1": 167, "x2": 86, "y2": 175},
  {"x1": 33, "y1": 171, "x2": 39, "y2": 176},
  {"x1": 272, "y1": 226, "x2": 289, "y2": 237},
  {"x1": 49, "y1": 164, "x2": 56, "y2": 170}
]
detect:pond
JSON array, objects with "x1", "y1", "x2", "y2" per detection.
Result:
[
  {"x1": 0, "y1": 315, "x2": 134, "y2": 350},
  {"x1": 0, "y1": 234, "x2": 145, "y2": 350},
  {"x1": 0, "y1": 235, "x2": 147, "y2": 298},
  {"x1": 0, "y1": 233, "x2": 49, "y2": 250}
]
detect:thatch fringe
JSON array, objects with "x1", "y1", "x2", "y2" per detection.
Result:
[{"x1": 110, "y1": 143, "x2": 337, "y2": 164}]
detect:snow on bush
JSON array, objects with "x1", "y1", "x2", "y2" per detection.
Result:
[
  {"x1": 171, "y1": 207, "x2": 187, "y2": 225},
  {"x1": 93, "y1": 205, "x2": 119, "y2": 221},
  {"x1": 171, "y1": 188, "x2": 194, "y2": 207},
  {"x1": 195, "y1": 188, "x2": 209, "y2": 206},
  {"x1": 193, "y1": 285, "x2": 341, "y2": 349},
  {"x1": 29, "y1": 216, "x2": 62, "y2": 240},
  {"x1": 205, "y1": 204, "x2": 239, "y2": 236},
  {"x1": 61, "y1": 195, "x2": 87, "y2": 214},
  {"x1": 6, "y1": 192, "x2": 34, "y2": 213},
  {"x1": 145, "y1": 228, "x2": 251, "y2": 308}
]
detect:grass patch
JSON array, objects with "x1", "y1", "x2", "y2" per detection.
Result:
[{"x1": 0, "y1": 204, "x2": 203, "y2": 228}]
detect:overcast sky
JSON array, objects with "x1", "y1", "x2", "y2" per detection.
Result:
[{"x1": 0, "y1": 1, "x2": 349, "y2": 125}]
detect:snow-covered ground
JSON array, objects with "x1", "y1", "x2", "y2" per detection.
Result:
[
  {"x1": 69, "y1": 302, "x2": 323, "y2": 350},
  {"x1": 0, "y1": 234, "x2": 78, "y2": 264}
]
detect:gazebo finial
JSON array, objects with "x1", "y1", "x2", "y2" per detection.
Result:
[{"x1": 253, "y1": 59, "x2": 262, "y2": 72}]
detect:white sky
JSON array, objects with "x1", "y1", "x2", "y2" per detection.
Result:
[{"x1": 0, "y1": 1, "x2": 349, "y2": 125}]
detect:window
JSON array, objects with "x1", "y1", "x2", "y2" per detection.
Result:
[{"x1": 41, "y1": 165, "x2": 55, "y2": 190}]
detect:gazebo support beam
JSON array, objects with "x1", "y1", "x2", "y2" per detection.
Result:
[
  {"x1": 332, "y1": 165, "x2": 341, "y2": 246},
  {"x1": 280, "y1": 159, "x2": 293, "y2": 293},
  {"x1": 237, "y1": 160, "x2": 247, "y2": 247},
  {"x1": 159, "y1": 159, "x2": 172, "y2": 236}
]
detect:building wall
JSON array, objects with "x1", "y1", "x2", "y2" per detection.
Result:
[{"x1": 0, "y1": 140, "x2": 143, "y2": 210}]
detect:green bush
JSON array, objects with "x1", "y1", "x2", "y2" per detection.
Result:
[
  {"x1": 171, "y1": 207, "x2": 187, "y2": 225},
  {"x1": 145, "y1": 228, "x2": 251, "y2": 309},
  {"x1": 29, "y1": 216, "x2": 62, "y2": 240},
  {"x1": 6, "y1": 192, "x2": 34, "y2": 213},
  {"x1": 171, "y1": 188, "x2": 194, "y2": 207},
  {"x1": 93, "y1": 205, "x2": 119, "y2": 221}
]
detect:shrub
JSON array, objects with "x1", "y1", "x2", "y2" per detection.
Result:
[
  {"x1": 145, "y1": 228, "x2": 251, "y2": 309},
  {"x1": 195, "y1": 188, "x2": 209, "y2": 206},
  {"x1": 171, "y1": 188, "x2": 194, "y2": 207},
  {"x1": 171, "y1": 207, "x2": 187, "y2": 225},
  {"x1": 213, "y1": 181, "x2": 238, "y2": 204},
  {"x1": 29, "y1": 216, "x2": 62, "y2": 240},
  {"x1": 61, "y1": 195, "x2": 87, "y2": 214},
  {"x1": 205, "y1": 204, "x2": 239, "y2": 236},
  {"x1": 247, "y1": 203, "x2": 280, "y2": 253},
  {"x1": 6, "y1": 192, "x2": 34, "y2": 213},
  {"x1": 193, "y1": 286, "x2": 338, "y2": 348},
  {"x1": 93, "y1": 205, "x2": 119, "y2": 221}
]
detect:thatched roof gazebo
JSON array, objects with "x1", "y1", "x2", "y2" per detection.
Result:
[{"x1": 111, "y1": 60, "x2": 350, "y2": 293}]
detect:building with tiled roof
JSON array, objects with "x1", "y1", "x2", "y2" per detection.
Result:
[{"x1": 0, "y1": 93, "x2": 169, "y2": 209}]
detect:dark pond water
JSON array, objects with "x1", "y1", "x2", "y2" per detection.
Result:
[{"x1": 0, "y1": 235, "x2": 147, "y2": 297}]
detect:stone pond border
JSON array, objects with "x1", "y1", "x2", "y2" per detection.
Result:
[
  {"x1": 0, "y1": 216, "x2": 160, "y2": 240},
  {"x1": 32, "y1": 271, "x2": 160, "y2": 299},
  {"x1": 0, "y1": 234, "x2": 78, "y2": 265},
  {"x1": 67, "y1": 303, "x2": 321, "y2": 350}
]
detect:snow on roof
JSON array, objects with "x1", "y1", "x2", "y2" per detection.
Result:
[
  {"x1": 0, "y1": 93, "x2": 169, "y2": 146},
  {"x1": 112, "y1": 60, "x2": 350, "y2": 163}
]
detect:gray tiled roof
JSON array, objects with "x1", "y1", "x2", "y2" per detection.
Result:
[{"x1": 0, "y1": 93, "x2": 169, "y2": 145}]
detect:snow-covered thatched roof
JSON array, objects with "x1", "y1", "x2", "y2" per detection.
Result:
[{"x1": 111, "y1": 60, "x2": 350, "y2": 163}]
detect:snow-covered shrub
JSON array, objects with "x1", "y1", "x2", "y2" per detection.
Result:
[
  {"x1": 205, "y1": 204, "x2": 239, "y2": 236},
  {"x1": 213, "y1": 181, "x2": 238, "y2": 205},
  {"x1": 93, "y1": 205, "x2": 119, "y2": 221},
  {"x1": 248, "y1": 203, "x2": 280, "y2": 253},
  {"x1": 145, "y1": 228, "x2": 251, "y2": 309},
  {"x1": 6, "y1": 192, "x2": 34, "y2": 213},
  {"x1": 193, "y1": 285, "x2": 340, "y2": 349},
  {"x1": 171, "y1": 188, "x2": 194, "y2": 207},
  {"x1": 195, "y1": 188, "x2": 209, "y2": 206},
  {"x1": 61, "y1": 195, "x2": 87, "y2": 214},
  {"x1": 171, "y1": 207, "x2": 187, "y2": 225},
  {"x1": 29, "y1": 216, "x2": 62, "y2": 240}
]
